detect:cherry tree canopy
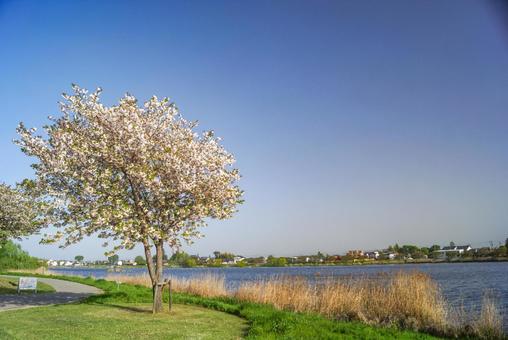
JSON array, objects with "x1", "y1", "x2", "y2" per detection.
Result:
[{"x1": 16, "y1": 85, "x2": 243, "y2": 255}]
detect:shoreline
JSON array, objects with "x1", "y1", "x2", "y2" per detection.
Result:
[
  {"x1": 48, "y1": 256, "x2": 508, "y2": 270},
  {"x1": 4, "y1": 270, "x2": 504, "y2": 339}
]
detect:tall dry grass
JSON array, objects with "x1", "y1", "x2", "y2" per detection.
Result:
[
  {"x1": 106, "y1": 270, "x2": 505, "y2": 338},
  {"x1": 107, "y1": 272, "x2": 228, "y2": 298},
  {"x1": 471, "y1": 294, "x2": 504, "y2": 339},
  {"x1": 235, "y1": 271, "x2": 448, "y2": 332}
]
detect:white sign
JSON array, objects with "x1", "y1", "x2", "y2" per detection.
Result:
[{"x1": 18, "y1": 277, "x2": 37, "y2": 292}]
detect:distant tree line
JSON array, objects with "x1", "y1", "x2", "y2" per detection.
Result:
[{"x1": 101, "y1": 238, "x2": 508, "y2": 269}]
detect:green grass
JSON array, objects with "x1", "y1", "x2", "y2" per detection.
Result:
[
  {"x1": 1, "y1": 272, "x2": 445, "y2": 339},
  {"x1": 170, "y1": 296, "x2": 443, "y2": 339},
  {"x1": 0, "y1": 303, "x2": 246, "y2": 340},
  {"x1": 0, "y1": 277, "x2": 55, "y2": 294}
]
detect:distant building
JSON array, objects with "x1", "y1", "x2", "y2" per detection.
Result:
[
  {"x1": 346, "y1": 250, "x2": 364, "y2": 258},
  {"x1": 233, "y1": 256, "x2": 245, "y2": 264},
  {"x1": 381, "y1": 252, "x2": 397, "y2": 260},
  {"x1": 456, "y1": 245, "x2": 472, "y2": 252},
  {"x1": 364, "y1": 251, "x2": 380, "y2": 259},
  {"x1": 433, "y1": 245, "x2": 471, "y2": 258}
]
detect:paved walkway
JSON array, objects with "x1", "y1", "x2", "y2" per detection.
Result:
[{"x1": 0, "y1": 275, "x2": 102, "y2": 312}]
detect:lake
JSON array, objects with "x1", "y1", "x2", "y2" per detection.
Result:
[{"x1": 51, "y1": 261, "x2": 508, "y2": 329}]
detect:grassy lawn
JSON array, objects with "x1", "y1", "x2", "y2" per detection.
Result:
[
  {"x1": 0, "y1": 303, "x2": 247, "y2": 340},
  {"x1": 0, "y1": 277, "x2": 55, "y2": 294},
  {"x1": 1, "y1": 272, "x2": 446, "y2": 339}
]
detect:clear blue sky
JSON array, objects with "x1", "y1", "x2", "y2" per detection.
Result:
[{"x1": 1, "y1": 0, "x2": 507, "y2": 260}]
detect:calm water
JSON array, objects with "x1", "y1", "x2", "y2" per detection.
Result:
[{"x1": 52, "y1": 262, "x2": 508, "y2": 328}]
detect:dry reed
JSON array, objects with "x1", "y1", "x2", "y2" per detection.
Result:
[
  {"x1": 106, "y1": 270, "x2": 504, "y2": 338},
  {"x1": 471, "y1": 294, "x2": 504, "y2": 339},
  {"x1": 235, "y1": 271, "x2": 448, "y2": 332},
  {"x1": 106, "y1": 272, "x2": 228, "y2": 298}
]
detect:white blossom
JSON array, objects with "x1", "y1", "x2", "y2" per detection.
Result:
[
  {"x1": 0, "y1": 180, "x2": 51, "y2": 242},
  {"x1": 15, "y1": 85, "x2": 243, "y2": 254}
]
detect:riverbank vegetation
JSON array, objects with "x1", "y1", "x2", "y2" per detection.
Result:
[
  {"x1": 104, "y1": 271, "x2": 505, "y2": 339},
  {"x1": 2, "y1": 271, "x2": 448, "y2": 339}
]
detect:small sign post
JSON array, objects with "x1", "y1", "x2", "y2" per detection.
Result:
[
  {"x1": 18, "y1": 277, "x2": 37, "y2": 294},
  {"x1": 168, "y1": 279, "x2": 172, "y2": 312}
]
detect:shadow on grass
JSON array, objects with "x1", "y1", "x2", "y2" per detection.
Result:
[
  {"x1": 98, "y1": 303, "x2": 153, "y2": 314},
  {"x1": 0, "y1": 292, "x2": 95, "y2": 310}
]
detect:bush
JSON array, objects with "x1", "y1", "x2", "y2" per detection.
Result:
[
  {"x1": 207, "y1": 259, "x2": 223, "y2": 267},
  {"x1": 0, "y1": 241, "x2": 42, "y2": 270},
  {"x1": 182, "y1": 258, "x2": 197, "y2": 268},
  {"x1": 264, "y1": 256, "x2": 287, "y2": 267},
  {"x1": 134, "y1": 255, "x2": 146, "y2": 265},
  {"x1": 234, "y1": 260, "x2": 247, "y2": 267}
]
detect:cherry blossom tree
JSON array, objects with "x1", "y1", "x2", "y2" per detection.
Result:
[
  {"x1": 0, "y1": 180, "x2": 49, "y2": 243},
  {"x1": 16, "y1": 85, "x2": 243, "y2": 312}
]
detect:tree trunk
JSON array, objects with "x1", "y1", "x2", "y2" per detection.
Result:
[
  {"x1": 143, "y1": 239, "x2": 164, "y2": 313},
  {"x1": 153, "y1": 240, "x2": 164, "y2": 313},
  {"x1": 143, "y1": 240, "x2": 156, "y2": 285},
  {"x1": 153, "y1": 282, "x2": 164, "y2": 313}
]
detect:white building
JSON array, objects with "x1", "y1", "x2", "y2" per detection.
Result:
[
  {"x1": 433, "y1": 245, "x2": 472, "y2": 258},
  {"x1": 233, "y1": 256, "x2": 245, "y2": 264},
  {"x1": 364, "y1": 251, "x2": 380, "y2": 259},
  {"x1": 385, "y1": 253, "x2": 397, "y2": 260}
]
